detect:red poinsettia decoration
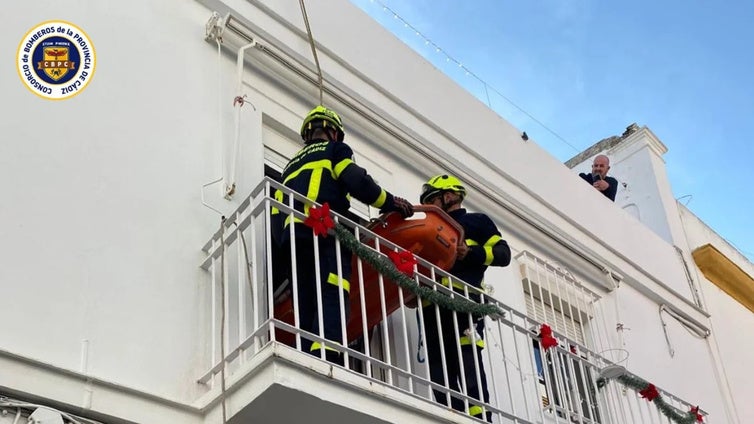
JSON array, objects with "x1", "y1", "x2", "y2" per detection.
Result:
[
  {"x1": 303, "y1": 203, "x2": 335, "y2": 237},
  {"x1": 539, "y1": 324, "x2": 559, "y2": 350},
  {"x1": 387, "y1": 250, "x2": 417, "y2": 276},
  {"x1": 690, "y1": 406, "x2": 703, "y2": 422},
  {"x1": 639, "y1": 383, "x2": 660, "y2": 402}
]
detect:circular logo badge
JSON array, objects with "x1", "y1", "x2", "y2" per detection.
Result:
[{"x1": 16, "y1": 21, "x2": 96, "y2": 100}]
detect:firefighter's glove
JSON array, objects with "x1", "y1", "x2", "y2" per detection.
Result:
[{"x1": 391, "y1": 196, "x2": 414, "y2": 218}]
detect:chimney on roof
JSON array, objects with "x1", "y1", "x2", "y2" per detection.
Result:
[{"x1": 622, "y1": 123, "x2": 640, "y2": 138}]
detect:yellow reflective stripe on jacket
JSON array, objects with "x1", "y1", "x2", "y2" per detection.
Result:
[
  {"x1": 306, "y1": 168, "x2": 323, "y2": 216},
  {"x1": 483, "y1": 235, "x2": 502, "y2": 266},
  {"x1": 271, "y1": 189, "x2": 283, "y2": 215},
  {"x1": 282, "y1": 159, "x2": 335, "y2": 184},
  {"x1": 281, "y1": 158, "x2": 331, "y2": 228},
  {"x1": 327, "y1": 273, "x2": 350, "y2": 293},
  {"x1": 283, "y1": 215, "x2": 304, "y2": 228},
  {"x1": 466, "y1": 236, "x2": 502, "y2": 266},
  {"x1": 310, "y1": 342, "x2": 339, "y2": 353},
  {"x1": 372, "y1": 189, "x2": 387, "y2": 208},
  {"x1": 440, "y1": 276, "x2": 466, "y2": 291},
  {"x1": 333, "y1": 158, "x2": 353, "y2": 178},
  {"x1": 459, "y1": 335, "x2": 486, "y2": 348},
  {"x1": 468, "y1": 405, "x2": 484, "y2": 417}
]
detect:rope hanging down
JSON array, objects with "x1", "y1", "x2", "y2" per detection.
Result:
[
  {"x1": 332, "y1": 223, "x2": 504, "y2": 318},
  {"x1": 299, "y1": 0, "x2": 324, "y2": 104}
]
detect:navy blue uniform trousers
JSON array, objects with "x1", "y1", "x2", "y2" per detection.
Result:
[
  {"x1": 423, "y1": 305, "x2": 491, "y2": 421},
  {"x1": 287, "y1": 236, "x2": 351, "y2": 364}
]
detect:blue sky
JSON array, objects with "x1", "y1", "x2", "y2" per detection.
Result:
[{"x1": 353, "y1": 0, "x2": 754, "y2": 263}]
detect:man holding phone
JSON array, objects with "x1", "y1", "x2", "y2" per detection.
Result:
[{"x1": 579, "y1": 154, "x2": 618, "y2": 201}]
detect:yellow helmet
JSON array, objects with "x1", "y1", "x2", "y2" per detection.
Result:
[
  {"x1": 420, "y1": 174, "x2": 467, "y2": 204},
  {"x1": 300, "y1": 105, "x2": 345, "y2": 142}
]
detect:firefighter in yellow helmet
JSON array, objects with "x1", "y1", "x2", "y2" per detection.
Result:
[
  {"x1": 277, "y1": 105, "x2": 413, "y2": 365},
  {"x1": 419, "y1": 174, "x2": 511, "y2": 422}
]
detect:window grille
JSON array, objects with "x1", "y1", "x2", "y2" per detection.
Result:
[{"x1": 517, "y1": 251, "x2": 606, "y2": 422}]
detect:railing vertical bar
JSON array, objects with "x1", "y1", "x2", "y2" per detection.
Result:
[
  {"x1": 540, "y1": 344, "x2": 559, "y2": 422},
  {"x1": 539, "y1": 262, "x2": 574, "y2": 423},
  {"x1": 531, "y1": 255, "x2": 562, "y2": 422},
  {"x1": 286, "y1": 196, "x2": 301, "y2": 350},
  {"x1": 628, "y1": 385, "x2": 645, "y2": 424},
  {"x1": 518, "y1": 253, "x2": 541, "y2": 421},
  {"x1": 555, "y1": 269, "x2": 578, "y2": 346},
  {"x1": 547, "y1": 264, "x2": 570, "y2": 344},
  {"x1": 550, "y1": 349, "x2": 567, "y2": 424},
  {"x1": 597, "y1": 293, "x2": 616, "y2": 362},
  {"x1": 615, "y1": 380, "x2": 632, "y2": 424},
  {"x1": 334, "y1": 216, "x2": 349, "y2": 366},
  {"x1": 449, "y1": 283, "x2": 470, "y2": 415},
  {"x1": 561, "y1": 281, "x2": 599, "y2": 423},
  {"x1": 210, "y1": 239, "x2": 218, "y2": 388},
  {"x1": 596, "y1": 381, "x2": 616, "y2": 424},
  {"x1": 397, "y1": 270, "x2": 413, "y2": 394},
  {"x1": 603, "y1": 383, "x2": 634, "y2": 423},
  {"x1": 592, "y1": 291, "x2": 610, "y2": 362},
  {"x1": 493, "y1": 317, "x2": 516, "y2": 418},
  {"x1": 258, "y1": 195, "x2": 271, "y2": 352},
  {"x1": 638, "y1": 389, "x2": 657, "y2": 423},
  {"x1": 521, "y1": 330, "x2": 547, "y2": 424},
  {"x1": 433, "y1": 293, "x2": 451, "y2": 410},
  {"x1": 572, "y1": 284, "x2": 593, "y2": 353},
  {"x1": 523, "y1": 257, "x2": 539, "y2": 326},
  {"x1": 563, "y1": 351, "x2": 586, "y2": 423},
  {"x1": 236, "y1": 211, "x2": 246, "y2": 361},
  {"x1": 582, "y1": 290, "x2": 611, "y2": 423},
  {"x1": 593, "y1": 293, "x2": 610, "y2": 364},
  {"x1": 222, "y1": 235, "x2": 230, "y2": 359},
  {"x1": 312, "y1": 230, "x2": 325, "y2": 361},
  {"x1": 584, "y1": 362, "x2": 602, "y2": 424},
  {"x1": 648, "y1": 392, "x2": 664, "y2": 424},
  {"x1": 586, "y1": 362, "x2": 608, "y2": 424},
  {"x1": 485, "y1": 321, "x2": 503, "y2": 420},
  {"x1": 560, "y1": 350, "x2": 579, "y2": 422},
  {"x1": 535, "y1": 257, "x2": 558, "y2": 342},
  {"x1": 576, "y1": 358, "x2": 596, "y2": 423},
  {"x1": 546, "y1": 262, "x2": 583, "y2": 423},
  {"x1": 561, "y1": 272, "x2": 581, "y2": 346},
  {"x1": 417, "y1": 267, "x2": 434, "y2": 399},
  {"x1": 267, "y1": 212, "x2": 277, "y2": 346},
  {"x1": 354, "y1": 226, "x2": 372, "y2": 378},
  {"x1": 376, "y1": 240, "x2": 393, "y2": 385},
  {"x1": 469, "y1": 287, "x2": 485, "y2": 418}
]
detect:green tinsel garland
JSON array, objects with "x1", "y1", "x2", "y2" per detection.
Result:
[
  {"x1": 596, "y1": 373, "x2": 702, "y2": 424},
  {"x1": 333, "y1": 224, "x2": 504, "y2": 318}
]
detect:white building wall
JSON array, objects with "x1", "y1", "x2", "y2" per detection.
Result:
[
  {"x1": 0, "y1": 0, "x2": 736, "y2": 422},
  {"x1": 0, "y1": 0, "x2": 231, "y2": 402},
  {"x1": 679, "y1": 205, "x2": 754, "y2": 423}
]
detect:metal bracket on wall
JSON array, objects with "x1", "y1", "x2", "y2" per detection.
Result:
[{"x1": 205, "y1": 11, "x2": 224, "y2": 43}]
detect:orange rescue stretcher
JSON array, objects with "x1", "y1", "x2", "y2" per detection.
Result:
[{"x1": 274, "y1": 205, "x2": 464, "y2": 346}]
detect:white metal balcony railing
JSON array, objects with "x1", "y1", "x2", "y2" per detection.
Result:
[{"x1": 199, "y1": 177, "x2": 706, "y2": 423}]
